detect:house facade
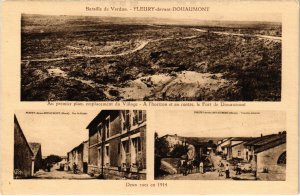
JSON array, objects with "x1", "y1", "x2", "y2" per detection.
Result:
[
  {"x1": 14, "y1": 115, "x2": 34, "y2": 178},
  {"x1": 29, "y1": 143, "x2": 43, "y2": 173},
  {"x1": 217, "y1": 137, "x2": 252, "y2": 160},
  {"x1": 237, "y1": 132, "x2": 287, "y2": 180},
  {"x1": 87, "y1": 110, "x2": 146, "y2": 179},
  {"x1": 230, "y1": 142, "x2": 246, "y2": 160},
  {"x1": 67, "y1": 140, "x2": 88, "y2": 173},
  {"x1": 254, "y1": 133, "x2": 286, "y2": 180}
]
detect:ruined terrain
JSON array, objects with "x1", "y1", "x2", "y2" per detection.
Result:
[{"x1": 21, "y1": 14, "x2": 282, "y2": 101}]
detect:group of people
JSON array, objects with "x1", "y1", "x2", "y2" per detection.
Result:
[
  {"x1": 180, "y1": 159, "x2": 206, "y2": 176},
  {"x1": 217, "y1": 161, "x2": 230, "y2": 178}
]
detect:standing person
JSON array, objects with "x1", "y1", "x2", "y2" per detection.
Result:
[
  {"x1": 73, "y1": 163, "x2": 77, "y2": 174},
  {"x1": 199, "y1": 161, "x2": 204, "y2": 174},
  {"x1": 194, "y1": 159, "x2": 200, "y2": 173},
  {"x1": 236, "y1": 162, "x2": 241, "y2": 175},
  {"x1": 225, "y1": 164, "x2": 230, "y2": 178},
  {"x1": 218, "y1": 161, "x2": 224, "y2": 176},
  {"x1": 182, "y1": 160, "x2": 187, "y2": 176}
]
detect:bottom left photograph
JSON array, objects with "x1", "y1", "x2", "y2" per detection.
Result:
[{"x1": 14, "y1": 110, "x2": 147, "y2": 180}]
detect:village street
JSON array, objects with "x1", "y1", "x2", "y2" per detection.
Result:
[
  {"x1": 33, "y1": 164, "x2": 95, "y2": 179},
  {"x1": 156, "y1": 169, "x2": 256, "y2": 180}
]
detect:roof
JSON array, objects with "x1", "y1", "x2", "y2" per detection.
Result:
[
  {"x1": 86, "y1": 110, "x2": 119, "y2": 129},
  {"x1": 222, "y1": 141, "x2": 246, "y2": 148},
  {"x1": 29, "y1": 143, "x2": 41, "y2": 158},
  {"x1": 222, "y1": 144, "x2": 231, "y2": 148},
  {"x1": 254, "y1": 135, "x2": 284, "y2": 146},
  {"x1": 255, "y1": 136, "x2": 286, "y2": 153},
  {"x1": 217, "y1": 137, "x2": 232, "y2": 146},
  {"x1": 69, "y1": 140, "x2": 89, "y2": 153},
  {"x1": 217, "y1": 137, "x2": 252, "y2": 147},
  {"x1": 231, "y1": 137, "x2": 254, "y2": 141},
  {"x1": 244, "y1": 133, "x2": 283, "y2": 146}
]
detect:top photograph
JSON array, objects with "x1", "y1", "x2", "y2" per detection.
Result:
[{"x1": 21, "y1": 14, "x2": 281, "y2": 101}]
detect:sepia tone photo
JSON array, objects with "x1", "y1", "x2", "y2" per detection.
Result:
[
  {"x1": 14, "y1": 110, "x2": 147, "y2": 180},
  {"x1": 1, "y1": 0, "x2": 299, "y2": 194},
  {"x1": 21, "y1": 13, "x2": 281, "y2": 101},
  {"x1": 154, "y1": 111, "x2": 286, "y2": 181}
]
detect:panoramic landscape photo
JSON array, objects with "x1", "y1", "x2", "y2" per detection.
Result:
[{"x1": 21, "y1": 14, "x2": 282, "y2": 101}]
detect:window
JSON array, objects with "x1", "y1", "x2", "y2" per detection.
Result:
[
  {"x1": 238, "y1": 150, "x2": 241, "y2": 156},
  {"x1": 133, "y1": 110, "x2": 138, "y2": 125},
  {"x1": 105, "y1": 146, "x2": 109, "y2": 156},
  {"x1": 122, "y1": 140, "x2": 130, "y2": 153},
  {"x1": 132, "y1": 137, "x2": 142, "y2": 153},
  {"x1": 138, "y1": 111, "x2": 143, "y2": 122},
  {"x1": 118, "y1": 143, "x2": 120, "y2": 154},
  {"x1": 97, "y1": 123, "x2": 102, "y2": 142},
  {"x1": 123, "y1": 110, "x2": 130, "y2": 130},
  {"x1": 137, "y1": 137, "x2": 142, "y2": 152},
  {"x1": 104, "y1": 117, "x2": 110, "y2": 139}
]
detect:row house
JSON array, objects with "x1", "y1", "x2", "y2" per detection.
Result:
[
  {"x1": 67, "y1": 140, "x2": 89, "y2": 173},
  {"x1": 217, "y1": 137, "x2": 253, "y2": 160},
  {"x1": 87, "y1": 110, "x2": 146, "y2": 179},
  {"x1": 217, "y1": 132, "x2": 286, "y2": 180},
  {"x1": 244, "y1": 131, "x2": 286, "y2": 180}
]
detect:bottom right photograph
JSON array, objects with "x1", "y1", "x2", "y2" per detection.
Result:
[{"x1": 154, "y1": 110, "x2": 286, "y2": 181}]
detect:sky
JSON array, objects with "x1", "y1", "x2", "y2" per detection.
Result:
[
  {"x1": 31, "y1": 13, "x2": 281, "y2": 23},
  {"x1": 24, "y1": 9, "x2": 282, "y2": 23},
  {"x1": 153, "y1": 111, "x2": 286, "y2": 138},
  {"x1": 15, "y1": 110, "x2": 100, "y2": 157},
  {"x1": 15, "y1": 110, "x2": 286, "y2": 156}
]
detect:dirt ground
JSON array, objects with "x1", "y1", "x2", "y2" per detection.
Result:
[
  {"x1": 34, "y1": 169, "x2": 94, "y2": 179},
  {"x1": 157, "y1": 152, "x2": 259, "y2": 181},
  {"x1": 33, "y1": 164, "x2": 143, "y2": 180},
  {"x1": 156, "y1": 170, "x2": 257, "y2": 180}
]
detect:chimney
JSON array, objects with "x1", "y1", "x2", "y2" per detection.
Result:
[{"x1": 261, "y1": 134, "x2": 263, "y2": 137}]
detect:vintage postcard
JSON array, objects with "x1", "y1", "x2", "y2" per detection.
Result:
[{"x1": 0, "y1": 0, "x2": 298, "y2": 195}]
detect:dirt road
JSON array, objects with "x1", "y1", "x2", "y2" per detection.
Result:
[
  {"x1": 156, "y1": 169, "x2": 256, "y2": 180},
  {"x1": 34, "y1": 169, "x2": 95, "y2": 179}
]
